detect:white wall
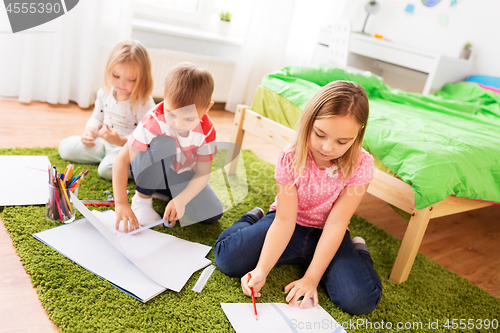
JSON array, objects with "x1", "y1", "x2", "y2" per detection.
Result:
[
  {"x1": 283, "y1": 0, "x2": 336, "y2": 66},
  {"x1": 335, "y1": 0, "x2": 500, "y2": 77}
]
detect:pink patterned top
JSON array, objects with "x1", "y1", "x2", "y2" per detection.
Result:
[{"x1": 269, "y1": 146, "x2": 374, "y2": 229}]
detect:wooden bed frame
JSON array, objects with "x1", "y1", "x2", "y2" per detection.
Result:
[{"x1": 224, "y1": 105, "x2": 492, "y2": 283}]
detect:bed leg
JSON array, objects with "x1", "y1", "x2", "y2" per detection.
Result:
[
  {"x1": 224, "y1": 105, "x2": 247, "y2": 175},
  {"x1": 389, "y1": 206, "x2": 433, "y2": 283}
]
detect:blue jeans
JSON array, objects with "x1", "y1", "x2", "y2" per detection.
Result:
[
  {"x1": 214, "y1": 211, "x2": 383, "y2": 315},
  {"x1": 130, "y1": 136, "x2": 223, "y2": 225}
]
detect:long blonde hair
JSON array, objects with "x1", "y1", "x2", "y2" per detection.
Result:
[
  {"x1": 103, "y1": 40, "x2": 153, "y2": 112},
  {"x1": 291, "y1": 80, "x2": 369, "y2": 181}
]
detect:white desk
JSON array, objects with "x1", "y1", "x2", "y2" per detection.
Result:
[
  {"x1": 348, "y1": 33, "x2": 473, "y2": 94},
  {"x1": 313, "y1": 28, "x2": 473, "y2": 94}
]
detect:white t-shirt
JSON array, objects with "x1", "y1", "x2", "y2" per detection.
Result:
[{"x1": 85, "y1": 88, "x2": 156, "y2": 138}]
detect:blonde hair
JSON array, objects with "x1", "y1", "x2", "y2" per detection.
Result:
[
  {"x1": 163, "y1": 62, "x2": 214, "y2": 111},
  {"x1": 103, "y1": 40, "x2": 153, "y2": 112},
  {"x1": 291, "y1": 80, "x2": 369, "y2": 181}
]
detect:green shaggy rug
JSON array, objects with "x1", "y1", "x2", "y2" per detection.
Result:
[{"x1": 1, "y1": 147, "x2": 499, "y2": 333}]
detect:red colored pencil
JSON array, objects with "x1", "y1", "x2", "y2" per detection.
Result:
[
  {"x1": 249, "y1": 273, "x2": 258, "y2": 320},
  {"x1": 81, "y1": 200, "x2": 115, "y2": 206}
]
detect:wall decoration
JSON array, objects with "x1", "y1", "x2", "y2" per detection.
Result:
[
  {"x1": 422, "y1": 0, "x2": 441, "y2": 7},
  {"x1": 405, "y1": 4, "x2": 415, "y2": 13}
]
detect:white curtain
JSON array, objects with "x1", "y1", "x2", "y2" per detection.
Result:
[
  {"x1": 0, "y1": 0, "x2": 133, "y2": 108},
  {"x1": 225, "y1": 0, "x2": 335, "y2": 112}
]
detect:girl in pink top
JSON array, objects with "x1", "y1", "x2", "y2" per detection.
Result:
[{"x1": 215, "y1": 81, "x2": 382, "y2": 315}]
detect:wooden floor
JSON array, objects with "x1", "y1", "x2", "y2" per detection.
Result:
[{"x1": 1, "y1": 100, "x2": 499, "y2": 332}]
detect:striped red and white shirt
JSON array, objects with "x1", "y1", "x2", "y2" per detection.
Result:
[{"x1": 128, "y1": 101, "x2": 217, "y2": 173}]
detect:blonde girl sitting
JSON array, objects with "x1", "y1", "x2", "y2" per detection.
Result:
[
  {"x1": 59, "y1": 40, "x2": 155, "y2": 180},
  {"x1": 214, "y1": 80, "x2": 382, "y2": 315}
]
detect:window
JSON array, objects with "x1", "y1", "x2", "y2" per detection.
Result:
[
  {"x1": 133, "y1": 0, "x2": 214, "y2": 27},
  {"x1": 133, "y1": 0, "x2": 253, "y2": 41}
]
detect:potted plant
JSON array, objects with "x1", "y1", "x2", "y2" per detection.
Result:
[
  {"x1": 460, "y1": 42, "x2": 472, "y2": 60},
  {"x1": 217, "y1": 11, "x2": 232, "y2": 36},
  {"x1": 219, "y1": 11, "x2": 232, "y2": 22}
]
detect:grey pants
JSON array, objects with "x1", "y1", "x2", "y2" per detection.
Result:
[{"x1": 130, "y1": 136, "x2": 223, "y2": 225}]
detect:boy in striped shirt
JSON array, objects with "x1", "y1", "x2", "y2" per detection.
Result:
[{"x1": 112, "y1": 62, "x2": 223, "y2": 232}]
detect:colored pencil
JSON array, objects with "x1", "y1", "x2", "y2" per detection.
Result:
[
  {"x1": 81, "y1": 200, "x2": 115, "y2": 206},
  {"x1": 59, "y1": 178, "x2": 73, "y2": 215},
  {"x1": 46, "y1": 164, "x2": 87, "y2": 222},
  {"x1": 249, "y1": 273, "x2": 258, "y2": 320}
]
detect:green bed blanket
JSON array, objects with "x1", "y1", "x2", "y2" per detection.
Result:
[{"x1": 251, "y1": 64, "x2": 500, "y2": 209}]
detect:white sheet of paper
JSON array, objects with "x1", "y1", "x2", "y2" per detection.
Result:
[
  {"x1": 33, "y1": 208, "x2": 212, "y2": 300},
  {"x1": 72, "y1": 195, "x2": 212, "y2": 292},
  {"x1": 34, "y1": 214, "x2": 165, "y2": 302},
  {"x1": 196, "y1": 258, "x2": 212, "y2": 271},
  {"x1": 71, "y1": 194, "x2": 126, "y2": 254},
  {"x1": 221, "y1": 302, "x2": 346, "y2": 333},
  {"x1": 0, "y1": 155, "x2": 50, "y2": 206}
]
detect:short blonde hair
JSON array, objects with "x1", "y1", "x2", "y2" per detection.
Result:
[
  {"x1": 291, "y1": 80, "x2": 369, "y2": 181},
  {"x1": 163, "y1": 62, "x2": 214, "y2": 111},
  {"x1": 103, "y1": 40, "x2": 153, "y2": 112}
]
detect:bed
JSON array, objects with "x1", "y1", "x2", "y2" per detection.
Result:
[{"x1": 224, "y1": 64, "x2": 500, "y2": 283}]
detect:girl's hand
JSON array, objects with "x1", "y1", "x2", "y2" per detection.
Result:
[
  {"x1": 163, "y1": 199, "x2": 185, "y2": 226},
  {"x1": 241, "y1": 270, "x2": 266, "y2": 297},
  {"x1": 284, "y1": 276, "x2": 319, "y2": 308},
  {"x1": 81, "y1": 130, "x2": 96, "y2": 147},
  {"x1": 115, "y1": 203, "x2": 139, "y2": 233},
  {"x1": 98, "y1": 126, "x2": 122, "y2": 146}
]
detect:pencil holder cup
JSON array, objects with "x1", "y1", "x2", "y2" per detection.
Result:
[{"x1": 45, "y1": 184, "x2": 77, "y2": 223}]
